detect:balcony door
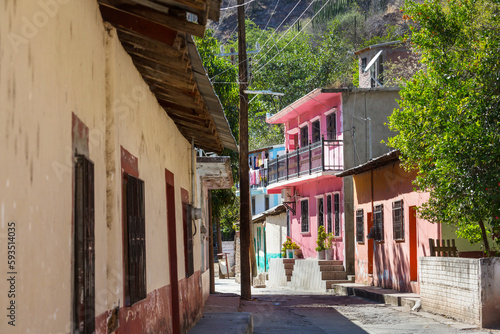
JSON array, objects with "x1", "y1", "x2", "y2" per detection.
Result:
[{"x1": 300, "y1": 125, "x2": 308, "y2": 148}]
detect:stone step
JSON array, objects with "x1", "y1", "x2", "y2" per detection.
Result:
[
  {"x1": 285, "y1": 269, "x2": 293, "y2": 276},
  {"x1": 318, "y1": 260, "x2": 343, "y2": 266},
  {"x1": 283, "y1": 259, "x2": 296, "y2": 264},
  {"x1": 321, "y1": 271, "x2": 348, "y2": 281},
  {"x1": 286, "y1": 276, "x2": 291, "y2": 282},
  {"x1": 284, "y1": 263, "x2": 294, "y2": 270},
  {"x1": 319, "y1": 265, "x2": 344, "y2": 272}
]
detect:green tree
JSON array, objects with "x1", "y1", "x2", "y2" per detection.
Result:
[{"x1": 388, "y1": 0, "x2": 500, "y2": 255}]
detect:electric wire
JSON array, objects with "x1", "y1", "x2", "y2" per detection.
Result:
[
  {"x1": 256, "y1": 0, "x2": 281, "y2": 44},
  {"x1": 221, "y1": 0, "x2": 258, "y2": 10},
  {"x1": 254, "y1": 0, "x2": 332, "y2": 75},
  {"x1": 254, "y1": 0, "x2": 316, "y2": 64}
]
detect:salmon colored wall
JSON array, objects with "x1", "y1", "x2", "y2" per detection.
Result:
[{"x1": 353, "y1": 162, "x2": 434, "y2": 293}]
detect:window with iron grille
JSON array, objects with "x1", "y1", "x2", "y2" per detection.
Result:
[
  {"x1": 361, "y1": 57, "x2": 367, "y2": 71},
  {"x1": 124, "y1": 174, "x2": 146, "y2": 306},
  {"x1": 378, "y1": 55, "x2": 384, "y2": 85},
  {"x1": 312, "y1": 120, "x2": 320, "y2": 143},
  {"x1": 317, "y1": 197, "x2": 324, "y2": 227},
  {"x1": 74, "y1": 155, "x2": 95, "y2": 334},
  {"x1": 326, "y1": 194, "x2": 333, "y2": 233},
  {"x1": 392, "y1": 200, "x2": 404, "y2": 241},
  {"x1": 334, "y1": 193, "x2": 340, "y2": 237},
  {"x1": 326, "y1": 114, "x2": 337, "y2": 140},
  {"x1": 265, "y1": 195, "x2": 269, "y2": 211},
  {"x1": 374, "y1": 204, "x2": 384, "y2": 241},
  {"x1": 183, "y1": 202, "x2": 194, "y2": 277},
  {"x1": 301, "y1": 199, "x2": 309, "y2": 233},
  {"x1": 251, "y1": 196, "x2": 256, "y2": 215},
  {"x1": 300, "y1": 125, "x2": 308, "y2": 148},
  {"x1": 356, "y1": 209, "x2": 364, "y2": 243}
]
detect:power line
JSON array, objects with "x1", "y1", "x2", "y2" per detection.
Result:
[
  {"x1": 254, "y1": 0, "x2": 315, "y2": 64},
  {"x1": 221, "y1": 0, "x2": 258, "y2": 10},
  {"x1": 256, "y1": 0, "x2": 281, "y2": 44},
  {"x1": 254, "y1": 0, "x2": 332, "y2": 75}
]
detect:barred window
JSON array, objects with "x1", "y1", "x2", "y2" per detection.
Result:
[
  {"x1": 326, "y1": 194, "x2": 332, "y2": 233},
  {"x1": 393, "y1": 200, "x2": 404, "y2": 241},
  {"x1": 312, "y1": 120, "x2": 320, "y2": 143},
  {"x1": 334, "y1": 193, "x2": 340, "y2": 237},
  {"x1": 124, "y1": 174, "x2": 146, "y2": 306},
  {"x1": 317, "y1": 197, "x2": 324, "y2": 227},
  {"x1": 300, "y1": 125, "x2": 308, "y2": 147},
  {"x1": 326, "y1": 113, "x2": 337, "y2": 140},
  {"x1": 301, "y1": 199, "x2": 309, "y2": 233},
  {"x1": 373, "y1": 204, "x2": 384, "y2": 241},
  {"x1": 356, "y1": 209, "x2": 364, "y2": 243}
]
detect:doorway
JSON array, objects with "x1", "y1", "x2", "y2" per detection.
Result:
[
  {"x1": 409, "y1": 206, "x2": 418, "y2": 282},
  {"x1": 166, "y1": 170, "x2": 180, "y2": 334}
]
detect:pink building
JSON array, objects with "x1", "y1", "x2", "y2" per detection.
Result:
[{"x1": 266, "y1": 89, "x2": 345, "y2": 260}]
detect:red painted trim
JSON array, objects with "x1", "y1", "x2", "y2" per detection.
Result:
[
  {"x1": 94, "y1": 272, "x2": 204, "y2": 334},
  {"x1": 121, "y1": 146, "x2": 139, "y2": 178}
]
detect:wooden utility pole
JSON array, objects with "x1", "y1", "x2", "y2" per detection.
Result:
[{"x1": 237, "y1": 0, "x2": 251, "y2": 300}]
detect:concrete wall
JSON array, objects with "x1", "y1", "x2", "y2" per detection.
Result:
[
  {"x1": 341, "y1": 89, "x2": 400, "y2": 275},
  {"x1": 0, "y1": 2, "x2": 208, "y2": 333},
  {"x1": 265, "y1": 212, "x2": 287, "y2": 258},
  {"x1": 420, "y1": 257, "x2": 500, "y2": 328},
  {"x1": 358, "y1": 46, "x2": 410, "y2": 88}
]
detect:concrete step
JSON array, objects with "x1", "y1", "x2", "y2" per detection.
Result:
[
  {"x1": 286, "y1": 276, "x2": 291, "y2": 282},
  {"x1": 284, "y1": 263, "x2": 294, "y2": 270},
  {"x1": 189, "y1": 313, "x2": 253, "y2": 334},
  {"x1": 319, "y1": 265, "x2": 344, "y2": 272},
  {"x1": 283, "y1": 259, "x2": 296, "y2": 264},
  {"x1": 318, "y1": 260, "x2": 343, "y2": 266},
  {"x1": 324, "y1": 279, "x2": 354, "y2": 288},
  {"x1": 285, "y1": 269, "x2": 293, "y2": 276},
  {"x1": 331, "y1": 283, "x2": 420, "y2": 310},
  {"x1": 321, "y1": 271, "x2": 348, "y2": 281}
]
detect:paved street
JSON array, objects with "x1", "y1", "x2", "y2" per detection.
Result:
[{"x1": 210, "y1": 278, "x2": 500, "y2": 334}]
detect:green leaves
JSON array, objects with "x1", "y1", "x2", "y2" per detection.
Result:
[{"x1": 389, "y1": 0, "x2": 500, "y2": 254}]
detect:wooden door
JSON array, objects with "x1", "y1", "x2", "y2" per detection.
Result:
[{"x1": 409, "y1": 206, "x2": 418, "y2": 281}]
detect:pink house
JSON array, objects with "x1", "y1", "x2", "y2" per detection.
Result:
[{"x1": 266, "y1": 89, "x2": 345, "y2": 260}]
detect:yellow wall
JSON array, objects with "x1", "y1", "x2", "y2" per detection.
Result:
[{"x1": 0, "y1": 1, "x2": 202, "y2": 332}]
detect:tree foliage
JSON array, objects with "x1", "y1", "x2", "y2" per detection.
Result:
[{"x1": 388, "y1": 0, "x2": 500, "y2": 254}]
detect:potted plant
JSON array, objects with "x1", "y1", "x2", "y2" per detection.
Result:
[
  {"x1": 325, "y1": 232, "x2": 336, "y2": 260},
  {"x1": 315, "y1": 226, "x2": 327, "y2": 260},
  {"x1": 282, "y1": 237, "x2": 300, "y2": 259}
]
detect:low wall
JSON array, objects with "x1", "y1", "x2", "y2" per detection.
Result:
[
  {"x1": 419, "y1": 257, "x2": 500, "y2": 328},
  {"x1": 268, "y1": 258, "x2": 288, "y2": 287}
]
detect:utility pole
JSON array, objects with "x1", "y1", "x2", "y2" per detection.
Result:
[{"x1": 237, "y1": 0, "x2": 251, "y2": 301}]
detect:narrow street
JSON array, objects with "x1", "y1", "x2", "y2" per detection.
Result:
[{"x1": 201, "y1": 278, "x2": 500, "y2": 334}]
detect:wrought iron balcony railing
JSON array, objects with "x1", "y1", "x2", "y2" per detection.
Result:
[{"x1": 267, "y1": 139, "x2": 343, "y2": 185}]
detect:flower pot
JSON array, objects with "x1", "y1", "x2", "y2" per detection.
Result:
[
  {"x1": 286, "y1": 249, "x2": 294, "y2": 259},
  {"x1": 325, "y1": 249, "x2": 334, "y2": 260},
  {"x1": 317, "y1": 250, "x2": 325, "y2": 260}
]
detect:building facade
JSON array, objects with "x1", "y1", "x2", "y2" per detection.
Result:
[
  {"x1": 266, "y1": 89, "x2": 345, "y2": 260},
  {"x1": 0, "y1": 1, "x2": 236, "y2": 333}
]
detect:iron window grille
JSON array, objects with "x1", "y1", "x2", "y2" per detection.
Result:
[
  {"x1": 356, "y1": 209, "x2": 364, "y2": 243},
  {"x1": 124, "y1": 174, "x2": 146, "y2": 306},
  {"x1": 392, "y1": 200, "x2": 404, "y2": 241},
  {"x1": 326, "y1": 113, "x2": 337, "y2": 140},
  {"x1": 326, "y1": 194, "x2": 333, "y2": 233},
  {"x1": 300, "y1": 125, "x2": 308, "y2": 148},
  {"x1": 334, "y1": 193, "x2": 340, "y2": 237},
  {"x1": 301, "y1": 199, "x2": 309, "y2": 233},
  {"x1": 373, "y1": 204, "x2": 384, "y2": 241},
  {"x1": 74, "y1": 155, "x2": 95, "y2": 334},
  {"x1": 317, "y1": 197, "x2": 324, "y2": 227},
  {"x1": 312, "y1": 120, "x2": 320, "y2": 143}
]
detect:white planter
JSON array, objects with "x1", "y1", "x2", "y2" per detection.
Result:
[
  {"x1": 325, "y1": 249, "x2": 334, "y2": 260},
  {"x1": 317, "y1": 250, "x2": 325, "y2": 260}
]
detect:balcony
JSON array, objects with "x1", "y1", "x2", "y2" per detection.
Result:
[{"x1": 267, "y1": 139, "x2": 343, "y2": 185}]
